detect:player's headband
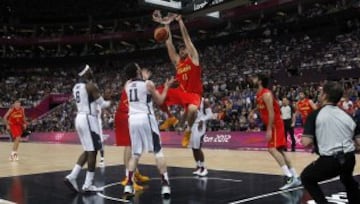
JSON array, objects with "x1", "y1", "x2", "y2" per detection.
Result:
[
  {"x1": 134, "y1": 63, "x2": 141, "y2": 70},
  {"x1": 78, "y1": 64, "x2": 90, "y2": 76}
]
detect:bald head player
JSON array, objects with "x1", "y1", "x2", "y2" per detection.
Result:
[{"x1": 64, "y1": 65, "x2": 111, "y2": 193}]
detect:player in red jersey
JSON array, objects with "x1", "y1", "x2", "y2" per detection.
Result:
[
  {"x1": 3, "y1": 100, "x2": 27, "y2": 161},
  {"x1": 154, "y1": 13, "x2": 203, "y2": 147},
  {"x1": 114, "y1": 73, "x2": 150, "y2": 191},
  {"x1": 252, "y1": 74, "x2": 301, "y2": 190},
  {"x1": 296, "y1": 91, "x2": 317, "y2": 125}
]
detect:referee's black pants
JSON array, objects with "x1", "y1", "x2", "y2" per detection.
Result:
[
  {"x1": 283, "y1": 119, "x2": 295, "y2": 150},
  {"x1": 300, "y1": 152, "x2": 360, "y2": 204}
]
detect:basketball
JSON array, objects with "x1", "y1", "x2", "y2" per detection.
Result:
[{"x1": 154, "y1": 27, "x2": 169, "y2": 43}]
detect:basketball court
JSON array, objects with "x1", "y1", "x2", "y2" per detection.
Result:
[
  {"x1": 0, "y1": 142, "x2": 359, "y2": 204},
  {"x1": 1, "y1": 0, "x2": 360, "y2": 204}
]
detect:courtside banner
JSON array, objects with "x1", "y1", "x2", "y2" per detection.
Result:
[{"x1": 25, "y1": 128, "x2": 306, "y2": 150}]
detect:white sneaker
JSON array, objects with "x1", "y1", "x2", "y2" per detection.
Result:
[
  {"x1": 9, "y1": 152, "x2": 19, "y2": 161},
  {"x1": 161, "y1": 185, "x2": 171, "y2": 198},
  {"x1": 82, "y1": 185, "x2": 103, "y2": 193},
  {"x1": 198, "y1": 168, "x2": 208, "y2": 177},
  {"x1": 123, "y1": 185, "x2": 134, "y2": 195},
  {"x1": 193, "y1": 167, "x2": 201, "y2": 176},
  {"x1": 99, "y1": 158, "x2": 105, "y2": 168},
  {"x1": 279, "y1": 177, "x2": 302, "y2": 190},
  {"x1": 64, "y1": 176, "x2": 79, "y2": 192}
]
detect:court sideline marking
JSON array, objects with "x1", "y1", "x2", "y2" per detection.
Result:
[
  {"x1": 97, "y1": 176, "x2": 243, "y2": 203},
  {"x1": 0, "y1": 199, "x2": 16, "y2": 204},
  {"x1": 228, "y1": 176, "x2": 342, "y2": 204}
]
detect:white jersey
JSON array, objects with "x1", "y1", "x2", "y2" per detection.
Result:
[
  {"x1": 195, "y1": 98, "x2": 206, "y2": 124},
  {"x1": 190, "y1": 98, "x2": 212, "y2": 149},
  {"x1": 126, "y1": 79, "x2": 162, "y2": 155},
  {"x1": 125, "y1": 79, "x2": 154, "y2": 116},
  {"x1": 72, "y1": 82, "x2": 97, "y2": 115},
  {"x1": 72, "y1": 82, "x2": 102, "y2": 151}
]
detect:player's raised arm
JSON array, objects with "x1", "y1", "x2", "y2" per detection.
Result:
[
  {"x1": 165, "y1": 24, "x2": 180, "y2": 65},
  {"x1": 87, "y1": 82, "x2": 111, "y2": 108},
  {"x1": 176, "y1": 15, "x2": 199, "y2": 66}
]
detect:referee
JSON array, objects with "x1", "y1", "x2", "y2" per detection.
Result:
[
  {"x1": 300, "y1": 81, "x2": 360, "y2": 204},
  {"x1": 280, "y1": 97, "x2": 296, "y2": 151}
]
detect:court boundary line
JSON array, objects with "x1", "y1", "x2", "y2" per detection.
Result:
[
  {"x1": 0, "y1": 199, "x2": 16, "y2": 204},
  {"x1": 97, "y1": 176, "x2": 243, "y2": 203},
  {"x1": 228, "y1": 176, "x2": 342, "y2": 204}
]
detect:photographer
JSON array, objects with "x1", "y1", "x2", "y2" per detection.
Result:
[{"x1": 300, "y1": 81, "x2": 360, "y2": 204}]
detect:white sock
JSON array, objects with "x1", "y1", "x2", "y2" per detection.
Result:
[
  {"x1": 84, "y1": 171, "x2": 95, "y2": 187},
  {"x1": 281, "y1": 165, "x2": 293, "y2": 178},
  {"x1": 162, "y1": 172, "x2": 170, "y2": 184},
  {"x1": 125, "y1": 169, "x2": 129, "y2": 177},
  {"x1": 290, "y1": 168, "x2": 298, "y2": 178},
  {"x1": 196, "y1": 161, "x2": 201, "y2": 167},
  {"x1": 199, "y1": 161, "x2": 205, "y2": 167},
  {"x1": 68, "y1": 164, "x2": 81, "y2": 179}
]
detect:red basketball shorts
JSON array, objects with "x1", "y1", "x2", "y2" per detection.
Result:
[
  {"x1": 267, "y1": 120, "x2": 287, "y2": 148},
  {"x1": 114, "y1": 112, "x2": 131, "y2": 146},
  {"x1": 157, "y1": 87, "x2": 201, "y2": 109},
  {"x1": 10, "y1": 124, "x2": 23, "y2": 138}
]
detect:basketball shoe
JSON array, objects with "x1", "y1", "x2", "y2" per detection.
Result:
[
  {"x1": 120, "y1": 177, "x2": 144, "y2": 191},
  {"x1": 181, "y1": 130, "x2": 191, "y2": 147},
  {"x1": 160, "y1": 116, "x2": 179, "y2": 130},
  {"x1": 279, "y1": 176, "x2": 302, "y2": 190},
  {"x1": 64, "y1": 176, "x2": 79, "y2": 193}
]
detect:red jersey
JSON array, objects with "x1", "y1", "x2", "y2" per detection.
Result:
[
  {"x1": 297, "y1": 98, "x2": 313, "y2": 121},
  {"x1": 256, "y1": 88, "x2": 282, "y2": 125},
  {"x1": 7, "y1": 108, "x2": 25, "y2": 126},
  {"x1": 176, "y1": 56, "x2": 203, "y2": 95},
  {"x1": 116, "y1": 90, "x2": 129, "y2": 114}
]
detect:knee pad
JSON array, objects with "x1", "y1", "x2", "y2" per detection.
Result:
[{"x1": 155, "y1": 150, "x2": 164, "y2": 158}]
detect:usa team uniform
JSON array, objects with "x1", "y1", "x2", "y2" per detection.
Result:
[
  {"x1": 190, "y1": 98, "x2": 207, "y2": 149},
  {"x1": 73, "y1": 83, "x2": 102, "y2": 151},
  {"x1": 126, "y1": 79, "x2": 162, "y2": 155}
]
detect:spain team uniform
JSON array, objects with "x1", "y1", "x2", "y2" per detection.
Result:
[
  {"x1": 158, "y1": 56, "x2": 203, "y2": 108},
  {"x1": 297, "y1": 99, "x2": 314, "y2": 124},
  {"x1": 256, "y1": 88, "x2": 286, "y2": 148},
  {"x1": 7, "y1": 108, "x2": 25, "y2": 138},
  {"x1": 114, "y1": 90, "x2": 131, "y2": 146},
  {"x1": 73, "y1": 82, "x2": 102, "y2": 151},
  {"x1": 126, "y1": 79, "x2": 162, "y2": 155}
]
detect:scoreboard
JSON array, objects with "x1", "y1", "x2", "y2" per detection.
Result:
[{"x1": 139, "y1": 0, "x2": 247, "y2": 15}]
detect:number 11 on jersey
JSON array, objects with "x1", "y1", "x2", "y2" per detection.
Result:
[{"x1": 129, "y1": 88, "x2": 139, "y2": 102}]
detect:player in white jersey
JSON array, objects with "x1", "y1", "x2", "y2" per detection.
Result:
[
  {"x1": 122, "y1": 63, "x2": 174, "y2": 199},
  {"x1": 64, "y1": 65, "x2": 111, "y2": 193},
  {"x1": 190, "y1": 97, "x2": 213, "y2": 177}
]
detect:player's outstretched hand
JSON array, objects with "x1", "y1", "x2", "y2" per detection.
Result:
[
  {"x1": 152, "y1": 10, "x2": 162, "y2": 23},
  {"x1": 175, "y1": 14, "x2": 182, "y2": 22},
  {"x1": 164, "y1": 76, "x2": 175, "y2": 88}
]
